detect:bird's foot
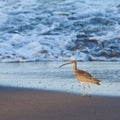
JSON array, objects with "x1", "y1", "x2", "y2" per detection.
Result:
[
  {"x1": 87, "y1": 94, "x2": 91, "y2": 97},
  {"x1": 81, "y1": 94, "x2": 91, "y2": 97},
  {"x1": 81, "y1": 94, "x2": 86, "y2": 96}
]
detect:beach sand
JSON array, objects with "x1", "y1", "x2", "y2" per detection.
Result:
[{"x1": 0, "y1": 87, "x2": 120, "y2": 120}]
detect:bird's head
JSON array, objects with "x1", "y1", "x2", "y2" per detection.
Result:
[
  {"x1": 59, "y1": 60, "x2": 77, "y2": 68},
  {"x1": 70, "y1": 60, "x2": 76, "y2": 64}
]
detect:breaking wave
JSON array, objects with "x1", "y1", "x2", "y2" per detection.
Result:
[{"x1": 0, "y1": 0, "x2": 120, "y2": 62}]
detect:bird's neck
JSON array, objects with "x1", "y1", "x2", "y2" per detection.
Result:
[{"x1": 72, "y1": 63, "x2": 77, "y2": 71}]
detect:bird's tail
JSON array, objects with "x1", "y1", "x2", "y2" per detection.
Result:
[
  {"x1": 96, "y1": 81, "x2": 100, "y2": 85},
  {"x1": 92, "y1": 78, "x2": 101, "y2": 85},
  {"x1": 96, "y1": 79, "x2": 101, "y2": 85}
]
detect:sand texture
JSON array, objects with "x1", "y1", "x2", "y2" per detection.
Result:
[{"x1": 0, "y1": 87, "x2": 120, "y2": 120}]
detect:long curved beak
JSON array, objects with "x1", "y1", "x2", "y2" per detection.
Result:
[{"x1": 59, "y1": 62, "x2": 71, "y2": 68}]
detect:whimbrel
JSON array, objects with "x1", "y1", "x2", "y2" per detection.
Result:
[{"x1": 59, "y1": 60, "x2": 101, "y2": 95}]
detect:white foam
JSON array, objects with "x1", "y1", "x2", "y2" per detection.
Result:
[
  {"x1": 0, "y1": 0, "x2": 120, "y2": 62},
  {"x1": 0, "y1": 12, "x2": 8, "y2": 26}
]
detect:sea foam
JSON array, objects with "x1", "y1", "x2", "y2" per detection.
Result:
[{"x1": 0, "y1": 0, "x2": 120, "y2": 62}]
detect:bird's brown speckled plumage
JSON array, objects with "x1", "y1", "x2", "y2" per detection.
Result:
[
  {"x1": 59, "y1": 60, "x2": 100, "y2": 85},
  {"x1": 59, "y1": 60, "x2": 101, "y2": 95},
  {"x1": 73, "y1": 69, "x2": 100, "y2": 85}
]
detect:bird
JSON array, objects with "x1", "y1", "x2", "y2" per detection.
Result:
[{"x1": 59, "y1": 60, "x2": 101, "y2": 96}]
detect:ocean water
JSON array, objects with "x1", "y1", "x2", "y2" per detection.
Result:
[
  {"x1": 0, "y1": 62, "x2": 120, "y2": 97},
  {"x1": 0, "y1": 0, "x2": 120, "y2": 62}
]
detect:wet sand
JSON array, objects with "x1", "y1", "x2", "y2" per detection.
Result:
[{"x1": 0, "y1": 87, "x2": 120, "y2": 120}]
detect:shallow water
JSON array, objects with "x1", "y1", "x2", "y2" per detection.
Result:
[{"x1": 0, "y1": 62, "x2": 120, "y2": 97}]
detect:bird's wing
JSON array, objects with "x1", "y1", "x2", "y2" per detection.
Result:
[
  {"x1": 77, "y1": 69, "x2": 93, "y2": 78},
  {"x1": 76, "y1": 69, "x2": 101, "y2": 83}
]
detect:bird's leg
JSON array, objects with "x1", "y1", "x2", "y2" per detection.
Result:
[
  {"x1": 81, "y1": 83, "x2": 85, "y2": 96},
  {"x1": 87, "y1": 83, "x2": 91, "y2": 96},
  {"x1": 83, "y1": 83, "x2": 86, "y2": 96}
]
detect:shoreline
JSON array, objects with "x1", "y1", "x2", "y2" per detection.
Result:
[
  {"x1": 0, "y1": 62, "x2": 120, "y2": 97},
  {"x1": 0, "y1": 85, "x2": 120, "y2": 98},
  {"x1": 0, "y1": 86, "x2": 120, "y2": 120}
]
